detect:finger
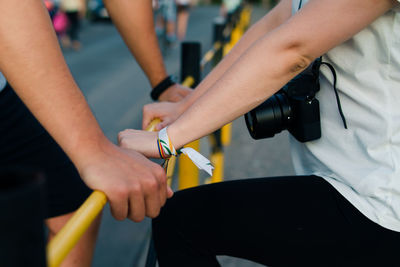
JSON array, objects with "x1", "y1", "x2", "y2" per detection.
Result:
[
  {"x1": 154, "y1": 165, "x2": 168, "y2": 206},
  {"x1": 167, "y1": 186, "x2": 174, "y2": 198},
  {"x1": 117, "y1": 131, "x2": 124, "y2": 145},
  {"x1": 108, "y1": 188, "x2": 129, "y2": 221},
  {"x1": 143, "y1": 178, "x2": 162, "y2": 218},
  {"x1": 127, "y1": 185, "x2": 146, "y2": 222},
  {"x1": 142, "y1": 106, "x2": 152, "y2": 130}
]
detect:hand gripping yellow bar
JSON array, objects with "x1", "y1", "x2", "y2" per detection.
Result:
[{"x1": 47, "y1": 119, "x2": 162, "y2": 267}]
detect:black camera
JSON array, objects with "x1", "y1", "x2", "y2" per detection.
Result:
[{"x1": 245, "y1": 58, "x2": 322, "y2": 143}]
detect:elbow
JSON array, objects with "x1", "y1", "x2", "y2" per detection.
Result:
[
  {"x1": 280, "y1": 41, "x2": 314, "y2": 76},
  {"x1": 289, "y1": 52, "x2": 312, "y2": 74},
  {"x1": 287, "y1": 38, "x2": 314, "y2": 69}
]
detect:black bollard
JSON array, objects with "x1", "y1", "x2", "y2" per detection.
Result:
[
  {"x1": 213, "y1": 17, "x2": 226, "y2": 66},
  {"x1": 180, "y1": 42, "x2": 201, "y2": 87},
  {"x1": 211, "y1": 18, "x2": 226, "y2": 153},
  {"x1": 0, "y1": 167, "x2": 46, "y2": 267}
]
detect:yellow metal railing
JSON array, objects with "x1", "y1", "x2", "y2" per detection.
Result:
[
  {"x1": 200, "y1": 41, "x2": 222, "y2": 70},
  {"x1": 221, "y1": 5, "x2": 252, "y2": 147}
]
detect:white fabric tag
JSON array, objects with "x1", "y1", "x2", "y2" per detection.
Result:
[
  {"x1": 158, "y1": 127, "x2": 214, "y2": 176},
  {"x1": 180, "y1": 147, "x2": 214, "y2": 176}
]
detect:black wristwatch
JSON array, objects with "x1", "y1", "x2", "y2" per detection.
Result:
[{"x1": 150, "y1": 75, "x2": 177, "y2": 101}]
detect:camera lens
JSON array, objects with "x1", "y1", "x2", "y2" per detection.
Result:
[{"x1": 245, "y1": 92, "x2": 291, "y2": 140}]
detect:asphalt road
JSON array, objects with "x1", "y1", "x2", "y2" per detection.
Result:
[{"x1": 63, "y1": 5, "x2": 295, "y2": 267}]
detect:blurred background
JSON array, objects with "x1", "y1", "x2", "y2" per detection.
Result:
[{"x1": 44, "y1": 0, "x2": 294, "y2": 266}]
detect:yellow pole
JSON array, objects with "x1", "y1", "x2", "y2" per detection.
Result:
[
  {"x1": 231, "y1": 25, "x2": 242, "y2": 45},
  {"x1": 206, "y1": 132, "x2": 224, "y2": 184},
  {"x1": 210, "y1": 151, "x2": 224, "y2": 183},
  {"x1": 182, "y1": 76, "x2": 194, "y2": 88},
  {"x1": 178, "y1": 140, "x2": 200, "y2": 190},
  {"x1": 46, "y1": 191, "x2": 107, "y2": 267},
  {"x1": 220, "y1": 7, "x2": 252, "y2": 146},
  {"x1": 166, "y1": 156, "x2": 176, "y2": 187},
  {"x1": 221, "y1": 123, "x2": 232, "y2": 146},
  {"x1": 46, "y1": 119, "x2": 162, "y2": 267},
  {"x1": 221, "y1": 41, "x2": 233, "y2": 146},
  {"x1": 178, "y1": 75, "x2": 200, "y2": 190},
  {"x1": 200, "y1": 42, "x2": 222, "y2": 69}
]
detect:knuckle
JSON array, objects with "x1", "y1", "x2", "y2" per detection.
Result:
[
  {"x1": 144, "y1": 178, "x2": 160, "y2": 192},
  {"x1": 117, "y1": 134, "x2": 124, "y2": 144},
  {"x1": 119, "y1": 139, "x2": 128, "y2": 148},
  {"x1": 129, "y1": 183, "x2": 142, "y2": 195},
  {"x1": 113, "y1": 185, "x2": 128, "y2": 199},
  {"x1": 142, "y1": 105, "x2": 150, "y2": 114},
  {"x1": 147, "y1": 209, "x2": 160, "y2": 219}
]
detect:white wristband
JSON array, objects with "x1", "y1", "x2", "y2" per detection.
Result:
[{"x1": 157, "y1": 127, "x2": 214, "y2": 176}]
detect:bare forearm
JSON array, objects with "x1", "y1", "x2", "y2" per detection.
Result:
[
  {"x1": 103, "y1": 0, "x2": 167, "y2": 87},
  {"x1": 170, "y1": 32, "x2": 299, "y2": 147},
  {"x1": 181, "y1": 0, "x2": 292, "y2": 108},
  {"x1": 169, "y1": 0, "x2": 396, "y2": 148},
  {"x1": 0, "y1": 0, "x2": 108, "y2": 169}
]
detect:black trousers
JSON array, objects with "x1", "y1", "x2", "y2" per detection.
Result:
[{"x1": 153, "y1": 175, "x2": 400, "y2": 266}]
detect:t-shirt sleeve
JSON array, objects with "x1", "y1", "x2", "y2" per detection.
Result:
[{"x1": 394, "y1": 1, "x2": 400, "y2": 11}]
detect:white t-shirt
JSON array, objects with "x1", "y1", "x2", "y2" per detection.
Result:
[{"x1": 290, "y1": 0, "x2": 400, "y2": 232}]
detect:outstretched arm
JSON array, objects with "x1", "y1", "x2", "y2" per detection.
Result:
[
  {"x1": 0, "y1": 0, "x2": 171, "y2": 221},
  {"x1": 168, "y1": 0, "x2": 397, "y2": 147},
  {"x1": 142, "y1": 0, "x2": 292, "y2": 128},
  {"x1": 103, "y1": 0, "x2": 190, "y2": 101},
  {"x1": 120, "y1": 0, "x2": 397, "y2": 157}
]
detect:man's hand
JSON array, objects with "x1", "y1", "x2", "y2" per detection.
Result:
[
  {"x1": 158, "y1": 84, "x2": 192, "y2": 102},
  {"x1": 78, "y1": 142, "x2": 173, "y2": 222}
]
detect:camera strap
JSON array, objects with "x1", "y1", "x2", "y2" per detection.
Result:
[
  {"x1": 320, "y1": 60, "x2": 348, "y2": 129},
  {"x1": 297, "y1": 0, "x2": 347, "y2": 129}
]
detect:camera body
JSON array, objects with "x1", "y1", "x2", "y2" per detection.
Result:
[{"x1": 245, "y1": 59, "x2": 322, "y2": 143}]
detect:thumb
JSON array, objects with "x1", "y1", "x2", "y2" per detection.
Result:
[{"x1": 167, "y1": 186, "x2": 174, "y2": 198}]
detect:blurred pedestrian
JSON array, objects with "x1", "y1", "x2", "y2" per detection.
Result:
[
  {"x1": 119, "y1": 0, "x2": 400, "y2": 266},
  {"x1": 175, "y1": 0, "x2": 193, "y2": 41},
  {"x1": 60, "y1": 0, "x2": 86, "y2": 50},
  {"x1": 155, "y1": 0, "x2": 178, "y2": 45}
]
